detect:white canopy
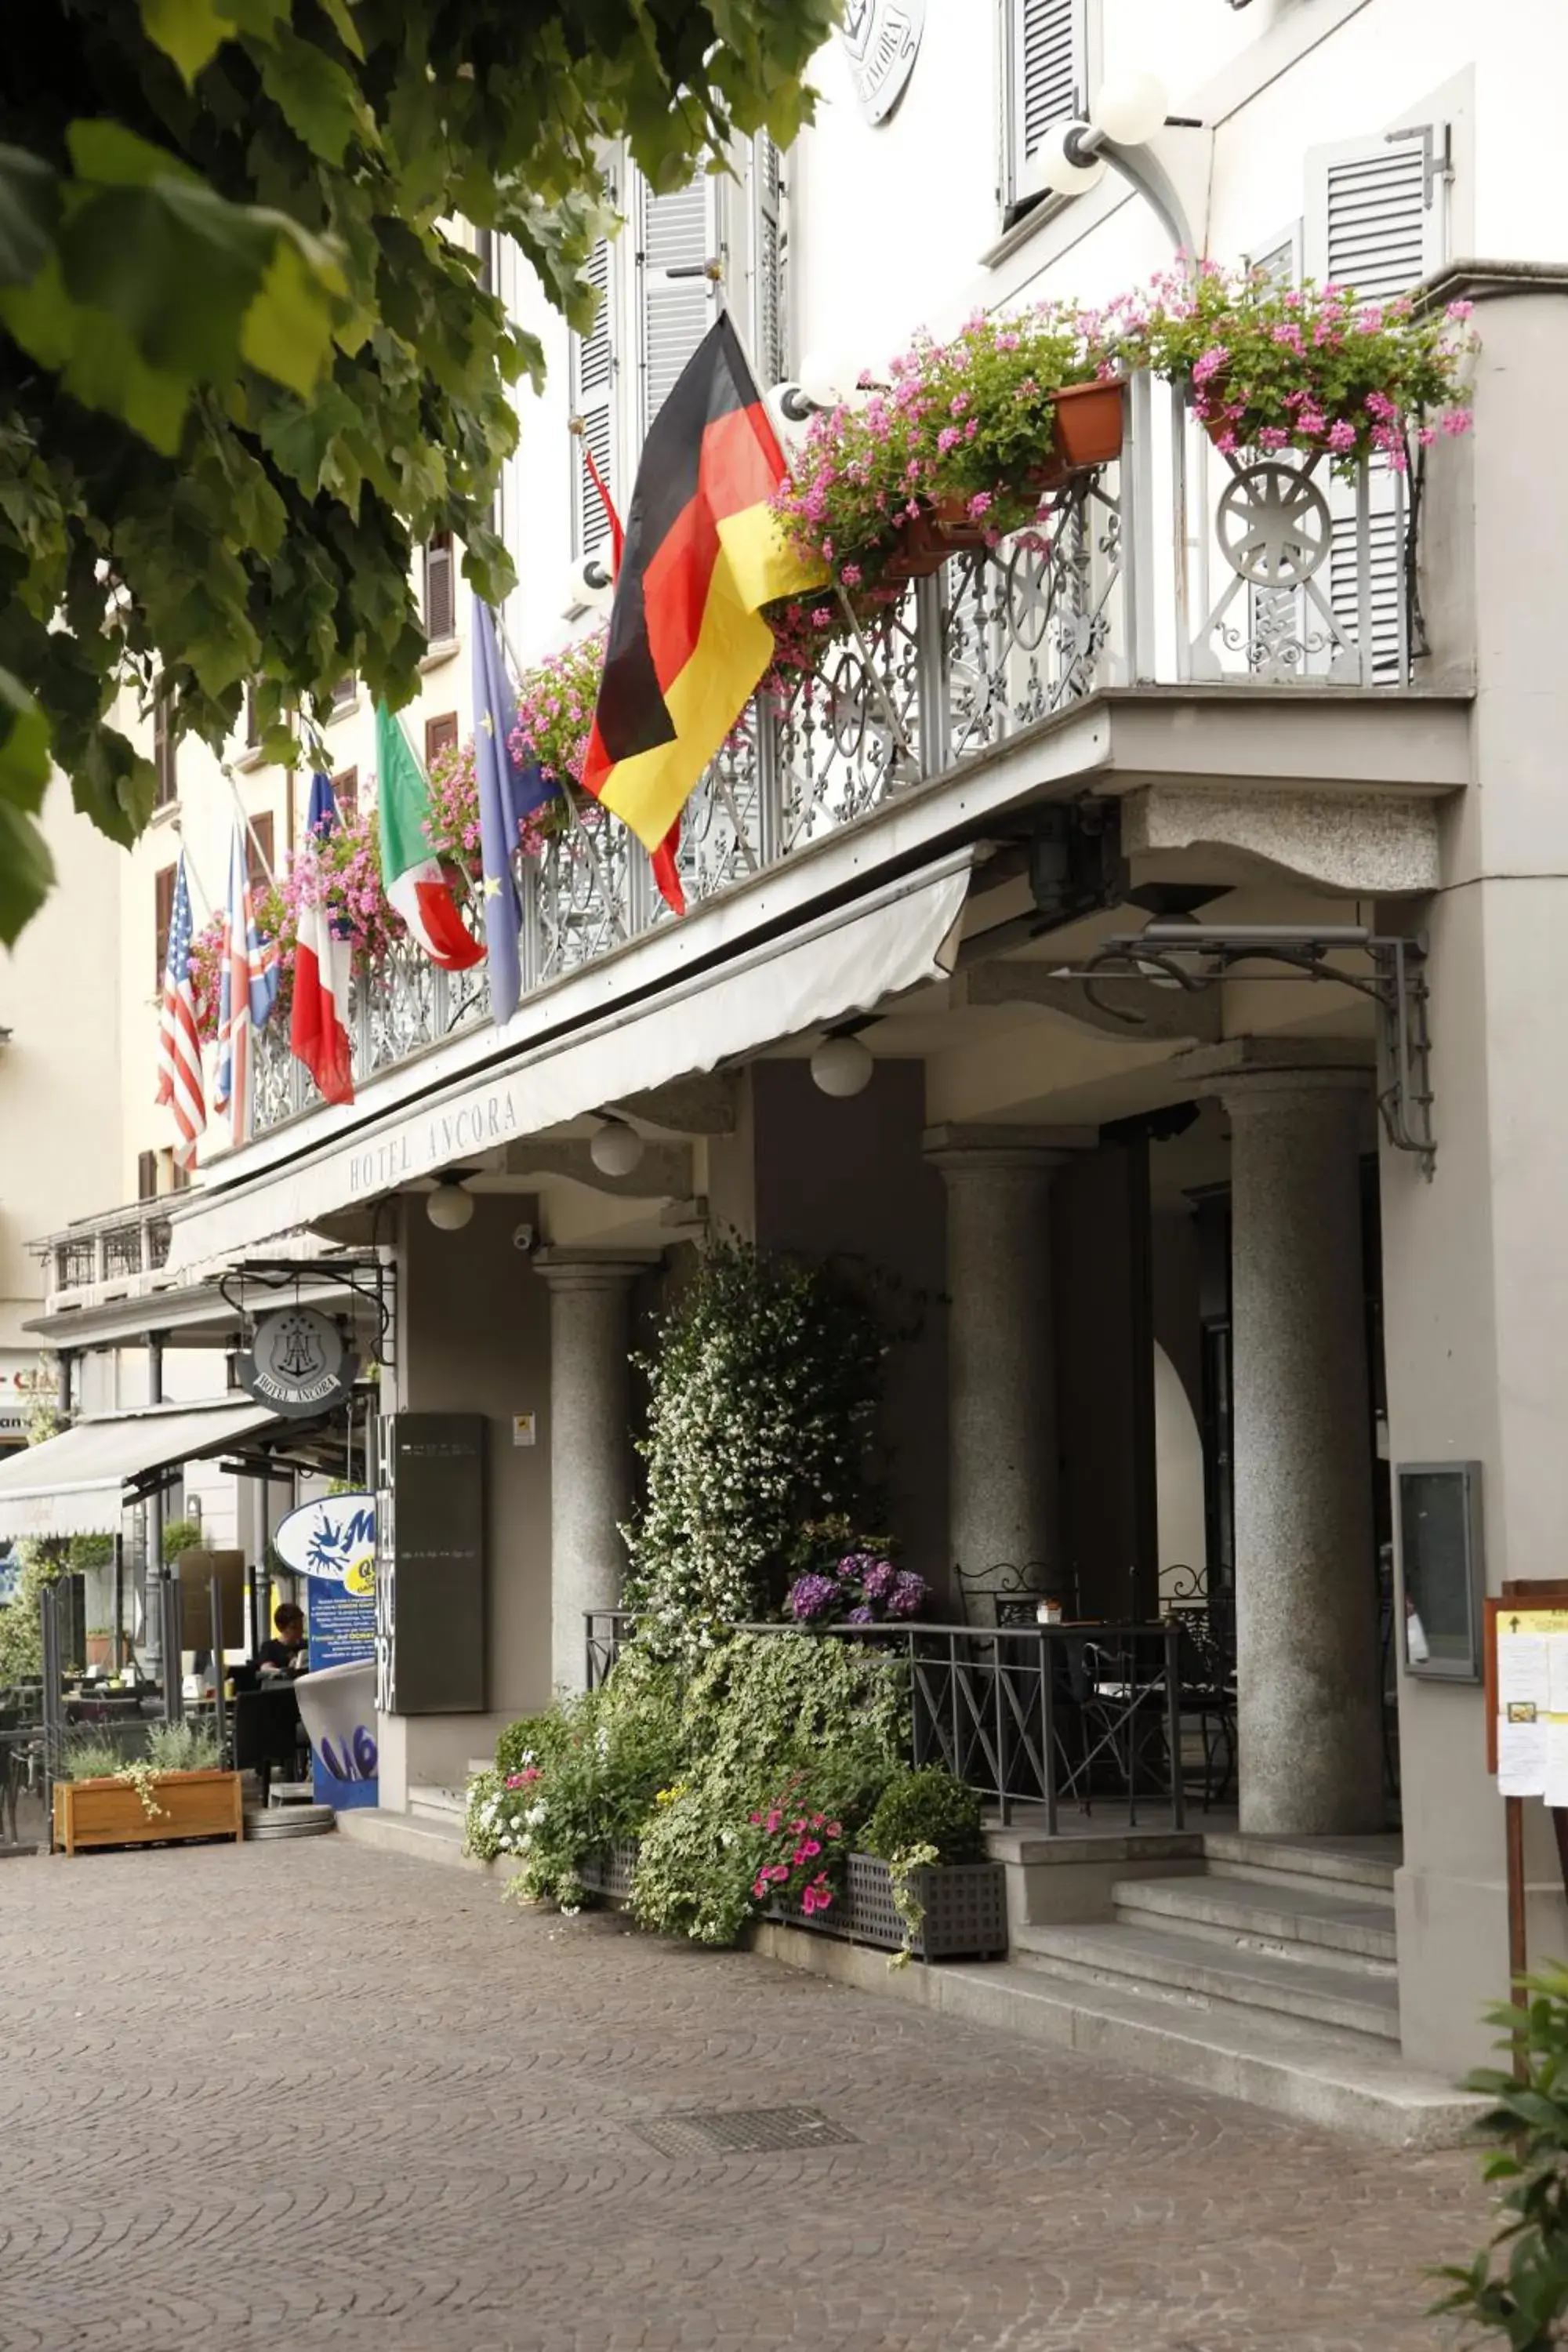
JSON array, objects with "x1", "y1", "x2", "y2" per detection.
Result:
[
  {"x1": 0, "y1": 1397, "x2": 280, "y2": 1541},
  {"x1": 165, "y1": 851, "x2": 973, "y2": 1271}
]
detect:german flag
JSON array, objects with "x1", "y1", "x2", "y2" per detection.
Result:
[{"x1": 580, "y1": 314, "x2": 826, "y2": 912}]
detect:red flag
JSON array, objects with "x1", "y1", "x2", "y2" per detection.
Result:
[{"x1": 584, "y1": 444, "x2": 625, "y2": 578}]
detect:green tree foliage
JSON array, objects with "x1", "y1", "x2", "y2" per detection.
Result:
[
  {"x1": 1436, "y1": 1972, "x2": 1568, "y2": 2347},
  {"x1": 0, "y1": 0, "x2": 840, "y2": 941}
]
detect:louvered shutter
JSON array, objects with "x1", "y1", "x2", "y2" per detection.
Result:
[
  {"x1": 569, "y1": 235, "x2": 618, "y2": 559},
  {"x1": 1245, "y1": 225, "x2": 1301, "y2": 288},
  {"x1": 154, "y1": 864, "x2": 176, "y2": 989},
  {"x1": 749, "y1": 133, "x2": 787, "y2": 390},
  {"x1": 423, "y1": 532, "x2": 456, "y2": 643},
  {"x1": 635, "y1": 172, "x2": 721, "y2": 445},
  {"x1": 1008, "y1": 0, "x2": 1087, "y2": 203},
  {"x1": 1306, "y1": 126, "x2": 1446, "y2": 678}
]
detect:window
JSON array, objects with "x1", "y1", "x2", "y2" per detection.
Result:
[
  {"x1": 567, "y1": 143, "x2": 783, "y2": 560},
  {"x1": 476, "y1": 227, "x2": 496, "y2": 294},
  {"x1": 425, "y1": 713, "x2": 459, "y2": 769},
  {"x1": 332, "y1": 766, "x2": 359, "y2": 822},
  {"x1": 154, "y1": 863, "x2": 176, "y2": 989},
  {"x1": 331, "y1": 673, "x2": 357, "y2": 713},
  {"x1": 1002, "y1": 0, "x2": 1089, "y2": 214},
  {"x1": 1245, "y1": 224, "x2": 1301, "y2": 288},
  {"x1": 170, "y1": 1156, "x2": 191, "y2": 1194},
  {"x1": 569, "y1": 234, "x2": 618, "y2": 559},
  {"x1": 137, "y1": 1150, "x2": 158, "y2": 1203},
  {"x1": 153, "y1": 685, "x2": 178, "y2": 808},
  {"x1": 244, "y1": 679, "x2": 262, "y2": 750},
  {"x1": 245, "y1": 812, "x2": 274, "y2": 896},
  {"x1": 423, "y1": 531, "x2": 456, "y2": 643},
  {"x1": 1306, "y1": 122, "x2": 1449, "y2": 678}
]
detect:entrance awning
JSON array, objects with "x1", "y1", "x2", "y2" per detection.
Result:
[
  {"x1": 165, "y1": 851, "x2": 973, "y2": 1272},
  {"x1": 0, "y1": 1398, "x2": 283, "y2": 1541}
]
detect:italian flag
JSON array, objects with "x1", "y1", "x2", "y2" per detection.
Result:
[
  {"x1": 291, "y1": 772, "x2": 354, "y2": 1105},
  {"x1": 376, "y1": 704, "x2": 484, "y2": 971}
]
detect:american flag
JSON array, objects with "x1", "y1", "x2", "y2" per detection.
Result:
[
  {"x1": 154, "y1": 851, "x2": 206, "y2": 1169},
  {"x1": 215, "y1": 818, "x2": 279, "y2": 1145}
]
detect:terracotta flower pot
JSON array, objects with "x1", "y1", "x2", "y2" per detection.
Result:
[
  {"x1": 883, "y1": 495, "x2": 989, "y2": 582},
  {"x1": 1027, "y1": 379, "x2": 1127, "y2": 495}
]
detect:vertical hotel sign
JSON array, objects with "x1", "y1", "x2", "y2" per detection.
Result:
[{"x1": 273, "y1": 1494, "x2": 379, "y2": 1806}]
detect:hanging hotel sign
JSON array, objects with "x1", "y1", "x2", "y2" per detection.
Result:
[
  {"x1": 237, "y1": 1306, "x2": 358, "y2": 1418},
  {"x1": 838, "y1": 0, "x2": 925, "y2": 125}
]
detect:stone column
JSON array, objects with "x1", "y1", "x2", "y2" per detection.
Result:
[
  {"x1": 534, "y1": 1250, "x2": 661, "y2": 1693},
  {"x1": 924, "y1": 1131, "x2": 1069, "y2": 1597},
  {"x1": 1221, "y1": 1072, "x2": 1383, "y2": 1836}
]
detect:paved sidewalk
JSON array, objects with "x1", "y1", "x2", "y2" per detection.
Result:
[{"x1": 0, "y1": 1839, "x2": 1487, "y2": 2351}]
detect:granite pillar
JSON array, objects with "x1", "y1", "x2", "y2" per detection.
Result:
[
  {"x1": 925, "y1": 1134, "x2": 1068, "y2": 1600},
  {"x1": 534, "y1": 1250, "x2": 659, "y2": 1693},
  {"x1": 1223, "y1": 1073, "x2": 1382, "y2": 1836}
]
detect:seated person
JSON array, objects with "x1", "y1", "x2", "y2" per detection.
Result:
[{"x1": 256, "y1": 1602, "x2": 308, "y2": 1680}]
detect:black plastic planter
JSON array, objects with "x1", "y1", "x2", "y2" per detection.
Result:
[
  {"x1": 578, "y1": 1840, "x2": 639, "y2": 1903},
  {"x1": 770, "y1": 1852, "x2": 1007, "y2": 1962}
]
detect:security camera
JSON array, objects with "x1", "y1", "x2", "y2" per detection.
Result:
[{"x1": 512, "y1": 1221, "x2": 536, "y2": 1254}]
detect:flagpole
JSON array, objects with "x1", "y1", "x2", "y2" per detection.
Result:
[
  {"x1": 172, "y1": 826, "x2": 215, "y2": 925},
  {"x1": 220, "y1": 766, "x2": 277, "y2": 887}
]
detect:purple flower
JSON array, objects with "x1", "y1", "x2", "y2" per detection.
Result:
[
  {"x1": 861, "y1": 1559, "x2": 898, "y2": 1602},
  {"x1": 887, "y1": 1570, "x2": 925, "y2": 1619},
  {"x1": 847, "y1": 1605, "x2": 875, "y2": 1625},
  {"x1": 788, "y1": 1573, "x2": 838, "y2": 1623}
]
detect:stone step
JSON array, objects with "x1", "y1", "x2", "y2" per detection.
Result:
[
  {"x1": 466, "y1": 1758, "x2": 494, "y2": 1780},
  {"x1": 408, "y1": 1784, "x2": 466, "y2": 1822},
  {"x1": 336, "y1": 1807, "x2": 494, "y2": 1874},
  {"x1": 751, "y1": 1923, "x2": 1480, "y2": 2150},
  {"x1": 1201, "y1": 1829, "x2": 1397, "y2": 1898},
  {"x1": 1011, "y1": 1918, "x2": 1401, "y2": 2042},
  {"x1": 1112, "y1": 1872, "x2": 1397, "y2": 1967}
]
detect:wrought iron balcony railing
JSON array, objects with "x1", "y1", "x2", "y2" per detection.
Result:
[
  {"x1": 36, "y1": 1200, "x2": 174, "y2": 1299},
  {"x1": 252, "y1": 373, "x2": 1417, "y2": 1136}
]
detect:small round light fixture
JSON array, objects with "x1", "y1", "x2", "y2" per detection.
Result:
[
  {"x1": 426, "y1": 1175, "x2": 475, "y2": 1232},
  {"x1": 1092, "y1": 71, "x2": 1169, "y2": 148},
  {"x1": 589, "y1": 1118, "x2": 646, "y2": 1178},
  {"x1": 809, "y1": 1032, "x2": 875, "y2": 1098},
  {"x1": 1034, "y1": 122, "x2": 1108, "y2": 198}
]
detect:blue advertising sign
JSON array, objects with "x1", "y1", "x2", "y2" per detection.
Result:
[{"x1": 274, "y1": 1494, "x2": 379, "y2": 1808}]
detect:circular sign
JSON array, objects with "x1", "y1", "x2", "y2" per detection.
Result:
[
  {"x1": 839, "y1": 0, "x2": 926, "y2": 126},
  {"x1": 238, "y1": 1305, "x2": 358, "y2": 1418}
]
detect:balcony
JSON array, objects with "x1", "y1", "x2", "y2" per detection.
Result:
[
  {"x1": 252, "y1": 372, "x2": 1423, "y2": 1138},
  {"x1": 35, "y1": 1200, "x2": 173, "y2": 1306}
]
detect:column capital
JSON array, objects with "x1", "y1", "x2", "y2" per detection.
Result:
[
  {"x1": 532, "y1": 1247, "x2": 663, "y2": 1294},
  {"x1": 1170, "y1": 1038, "x2": 1374, "y2": 1108},
  {"x1": 923, "y1": 1123, "x2": 1097, "y2": 1175}
]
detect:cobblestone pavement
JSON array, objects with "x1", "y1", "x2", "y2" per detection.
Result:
[{"x1": 0, "y1": 1839, "x2": 1489, "y2": 2352}]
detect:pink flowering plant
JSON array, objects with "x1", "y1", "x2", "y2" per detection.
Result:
[
  {"x1": 771, "y1": 306, "x2": 1092, "y2": 590},
  {"x1": 424, "y1": 730, "x2": 571, "y2": 876},
  {"x1": 1109, "y1": 261, "x2": 1478, "y2": 471},
  {"x1": 746, "y1": 1780, "x2": 847, "y2": 1918},
  {"x1": 509, "y1": 630, "x2": 606, "y2": 799}
]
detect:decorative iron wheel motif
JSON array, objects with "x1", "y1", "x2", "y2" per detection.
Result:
[{"x1": 1216, "y1": 463, "x2": 1330, "y2": 586}]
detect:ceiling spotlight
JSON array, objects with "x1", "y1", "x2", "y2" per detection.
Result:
[
  {"x1": 426, "y1": 1174, "x2": 475, "y2": 1232},
  {"x1": 1092, "y1": 71, "x2": 1170, "y2": 148},
  {"x1": 589, "y1": 1117, "x2": 647, "y2": 1178},
  {"x1": 809, "y1": 1032, "x2": 875, "y2": 1098}
]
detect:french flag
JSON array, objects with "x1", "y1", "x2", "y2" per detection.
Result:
[{"x1": 290, "y1": 772, "x2": 354, "y2": 1105}]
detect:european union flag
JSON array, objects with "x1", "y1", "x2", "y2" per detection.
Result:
[{"x1": 471, "y1": 599, "x2": 554, "y2": 1025}]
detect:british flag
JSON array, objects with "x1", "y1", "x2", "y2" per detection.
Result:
[
  {"x1": 154, "y1": 851, "x2": 206, "y2": 1169},
  {"x1": 215, "y1": 818, "x2": 279, "y2": 1145}
]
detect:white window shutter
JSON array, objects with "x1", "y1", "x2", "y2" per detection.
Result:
[
  {"x1": 1007, "y1": 0, "x2": 1087, "y2": 202},
  {"x1": 1305, "y1": 125, "x2": 1447, "y2": 299},
  {"x1": 568, "y1": 235, "x2": 618, "y2": 559},
  {"x1": 1305, "y1": 125, "x2": 1446, "y2": 679},
  {"x1": 748, "y1": 132, "x2": 788, "y2": 391},
  {"x1": 635, "y1": 172, "x2": 722, "y2": 445},
  {"x1": 1244, "y1": 223, "x2": 1301, "y2": 288}
]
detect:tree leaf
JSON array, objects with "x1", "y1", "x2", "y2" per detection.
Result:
[
  {"x1": 253, "y1": 24, "x2": 371, "y2": 165},
  {"x1": 0, "y1": 797, "x2": 54, "y2": 949},
  {"x1": 0, "y1": 667, "x2": 52, "y2": 815},
  {"x1": 0, "y1": 147, "x2": 61, "y2": 289},
  {"x1": 137, "y1": 0, "x2": 238, "y2": 87},
  {"x1": 239, "y1": 232, "x2": 341, "y2": 396},
  {"x1": 66, "y1": 118, "x2": 201, "y2": 190}
]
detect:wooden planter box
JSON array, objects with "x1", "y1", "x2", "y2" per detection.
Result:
[
  {"x1": 53, "y1": 1769, "x2": 244, "y2": 1855},
  {"x1": 577, "y1": 1838, "x2": 640, "y2": 1904},
  {"x1": 770, "y1": 1852, "x2": 1007, "y2": 1962}
]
